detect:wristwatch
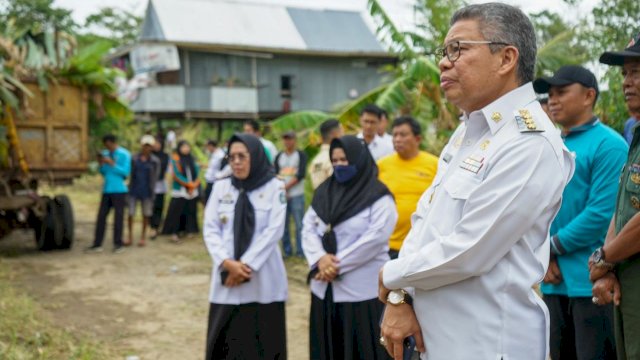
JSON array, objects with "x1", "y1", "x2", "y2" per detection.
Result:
[
  {"x1": 387, "y1": 289, "x2": 413, "y2": 306},
  {"x1": 592, "y1": 247, "x2": 615, "y2": 270}
]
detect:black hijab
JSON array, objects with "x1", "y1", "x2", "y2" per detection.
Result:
[
  {"x1": 310, "y1": 135, "x2": 391, "y2": 254},
  {"x1": 153, "y1": 137, "x2": 169, "y2": 180},
  {"x1": 176, "y1": 140, "x2": 197, "y2": 179},
  {"x1": 228, "y1": 133, "x2": 275, "y2": 259}
]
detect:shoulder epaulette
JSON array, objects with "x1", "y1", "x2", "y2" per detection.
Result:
[{"x1": 514, "y1": 109, "x2": 545, "y2": 133}]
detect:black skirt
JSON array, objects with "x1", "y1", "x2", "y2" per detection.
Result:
[
  {"x1": 161, "y1": 197, "x2": 199, "y2": 235},
  {"x1": 150, "y1": 193, "x2": 165, "y2": 229},
  {"x1": 310, "y1": 285, "x2": 390, "y2": 360},
  {"x1": 205, "y1": 302, "x2": 287, "y2": 360}
]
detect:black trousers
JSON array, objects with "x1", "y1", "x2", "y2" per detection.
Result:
[
  {"x1": 544, "y1": 294, "x2": 616, "y2": 360},
  {"x1": 93, "y1": 193, "x2": 126, "y2": 248},
  {"x1": 150, "y1": 193, "x2": 165, "y2": 229}
]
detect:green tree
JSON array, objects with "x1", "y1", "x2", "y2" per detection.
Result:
[
  {"x1": 0, "y1": 0, "x2": 76, "y2": 34},
  {"x1": 588, "y1": 0, "x2": 640, "y2": 131},
  {"x1": 80, "y1": 7, "x2": 142, "y2": 49},
  {"x1": 529, "y1": 10, "x2": 589, "y2": 78}
]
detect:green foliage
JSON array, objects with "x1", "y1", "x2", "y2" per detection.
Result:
[
  {"x1": 530, "y1": 11, "x2": 589, "y2": 77},
  {"x1": 588, "y1": 0, "x2": 640, "y2": 131},
  {"x1": 0, "y1": 0, "x2": 76, "y2": 34},
  {"x1": 408, "y1": 0, "x2": 467, "y2": 52},
  {"x1": 84, "y1": 7, "x2": 142, "y2": 46}
]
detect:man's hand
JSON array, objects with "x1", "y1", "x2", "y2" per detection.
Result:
[
  {"x1": 588, "y1": 256, "x2": 611, "y2": 282},
  {"x1": 380, "y1": 304, "x2": 426, "y2": 360},
  {"x1": 592, "y1": 272, "x2": 621, "y2": 306},
  {"x1": 222, "y1": 259, "x2": 252, "y2": 287},
  {"x1": 102, "y1": 157, "x2": 115, "y2": 166},
  {"x1": 543, "y1": 258, "x2": 562, "y2": 284},
  {"x1": 315, "y1": 254, "x2": 339, "y2": 282},
  {"x1": 379, "y1": 267, "x2": 391, "y2": 303}
]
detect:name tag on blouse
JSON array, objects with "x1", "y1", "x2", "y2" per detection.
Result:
[{"x1": 219, "y1": 194, "x2": 234, "y2": 204}]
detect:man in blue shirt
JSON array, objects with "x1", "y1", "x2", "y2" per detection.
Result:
[
  {"x1": 86, "y1": 134, "x2": 132, "y2": 253},
  {"x1": 534, "y1": 65, "x2": 628, "y2": 359}
]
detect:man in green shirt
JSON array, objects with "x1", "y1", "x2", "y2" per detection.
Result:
[{"x1": 591, "y1": 32, "x2": 640, "y2": 360}]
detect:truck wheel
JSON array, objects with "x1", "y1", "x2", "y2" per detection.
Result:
[
  {"x1": 54, "y1": 195, "x2": 74, "y2": 249},
  {"x1": 35, "y1": 197, "x2": 60, "y2": 251}
]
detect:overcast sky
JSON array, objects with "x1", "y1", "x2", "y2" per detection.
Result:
[{"x1": 54, "y1": 0, "x2": 599, "y2": 27}]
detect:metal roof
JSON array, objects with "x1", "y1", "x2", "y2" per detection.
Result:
[{"x1": 140, "y1": 0, "x2": 390, "y2": 56}]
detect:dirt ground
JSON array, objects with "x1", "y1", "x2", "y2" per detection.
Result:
[{"x1": 0, "y1": 177, "x2": 311, "y2": 359}]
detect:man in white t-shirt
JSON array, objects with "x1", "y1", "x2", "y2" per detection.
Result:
[
  {"x1": 378, "y1": 108, "x2": 394, "y2": 151},
  {"x1": 243, "y1": 119, "x2": 278, "y2": 164},
  {"x1": 357, "y1": 104, "x2": 394, "y2": 161},
  {"x1": 274, "y1": 131, "x2": 307, "y2": 257}
]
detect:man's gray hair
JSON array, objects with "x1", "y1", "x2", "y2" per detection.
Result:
[{"x1": 451, "y1": 2, "x2": 537, "y2": 85}]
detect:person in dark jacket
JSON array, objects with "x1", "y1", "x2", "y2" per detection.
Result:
[
  {"x1": 150, "y1": 136, "x2": 170, "y2": 239},
  {"x1": 127, "y1": 135, "x2": 161, "y2": 247}
]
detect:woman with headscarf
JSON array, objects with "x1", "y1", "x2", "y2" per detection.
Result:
[
  {"x1": 203, "y1": 133, "x2": 288, "y2": 360},
  {"x1": 162, "y1": 140, "x2": 201, "y2": 243},
  {"x1": 302, "y1": 135, "x2": 398, "y2": 360}
]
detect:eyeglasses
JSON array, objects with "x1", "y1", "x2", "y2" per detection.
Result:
[
  {"x1": 228, "y1": 152, "x2": 250, "y2": 163},
  {"x1": 435, "y1": 40, "x2": 510, "y2": 63}
]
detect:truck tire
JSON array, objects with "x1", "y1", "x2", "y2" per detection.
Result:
[
  {"x1": 54, "y1": 195, "x2": 74, "y2": 249},
  {"x1": 35, "y1": 197, "x2": 61, "y2": 251}
]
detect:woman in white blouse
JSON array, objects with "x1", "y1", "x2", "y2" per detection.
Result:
[
  {"x1": 203, "y1": 133, "x2": 288, "y2": 360},
  {"x1": 303, "y1": 135, "x2": 398, "y2": 359}
]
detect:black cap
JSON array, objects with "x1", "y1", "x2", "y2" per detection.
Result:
[
  {"x1": 600, "y1": 32, "x2": 640, "y2": 66},
  {"x1": 533, "y1": 65, "x2": 599, "y2": 96}
]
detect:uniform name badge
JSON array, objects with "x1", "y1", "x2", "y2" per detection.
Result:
[
  {"x1": 630, "y1": 164, "x2": 640, "y2": 184},
  {"x1": 460, "y1": 154, "x2": 484, "y2": 174},
  {"x1": 220, "y1": 194, "x2": 234, "y2": 204}
]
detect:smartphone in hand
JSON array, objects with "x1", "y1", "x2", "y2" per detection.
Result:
[{"x1": 403, "y1": 336, "x2": 417, "y2": 360}]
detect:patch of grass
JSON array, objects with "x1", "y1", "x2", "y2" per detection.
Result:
[{"x1": 0, "y1": 261, "x2": 114, "y2": 360}]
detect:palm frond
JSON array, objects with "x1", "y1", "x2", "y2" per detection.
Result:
[{"x1": 366, "y1": 0, "x2": 415, "y2": 59}]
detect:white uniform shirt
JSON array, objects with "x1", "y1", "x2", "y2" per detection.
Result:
[
  {"x1": 204, "y1": 148, "x2": 226, "y2": 183},
  {"x1": 302, "y1": 195, "x2": 397, "y2": 302},
  {"x1": 357, "y1": 132, "x2": 394, "y2": 161},
  {"x1": 383, "y1": 83, "x2": 575, "y2": 360},
  {"x1": 203, "y1": 177, "x2": 288, "y2": 304},
  {"x1": 379, "y1": 132, "x2": 394, "y2": 151}
]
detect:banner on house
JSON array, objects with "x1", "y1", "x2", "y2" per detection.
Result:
[{"x1": 131, "y1": 44, "x2": 180, "y2": 73}]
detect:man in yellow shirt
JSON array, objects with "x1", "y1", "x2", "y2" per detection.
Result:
[{"x1": 378, "y1": 116, "x2": 438, "y2": 259}]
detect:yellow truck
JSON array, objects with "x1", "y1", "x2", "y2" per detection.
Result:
[{"x1": 0, "y1": 81, "x2": 88, "y2": 250}]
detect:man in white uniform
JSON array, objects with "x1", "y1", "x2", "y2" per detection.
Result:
[{"x1": 378, "y1": 3, "x2": 575, "y2": 360}]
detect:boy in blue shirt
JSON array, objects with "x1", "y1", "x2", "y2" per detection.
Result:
[
  {"x1": 534, "y1": 65, "x2": 628, "y2": 359},
  {"x1": 86, "y1": 134, "x2": 132, "y2": 253}
]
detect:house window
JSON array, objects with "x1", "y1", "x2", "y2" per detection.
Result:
[{"x1": 281, "y1": 75, "x2": 293, "y2": 98}]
